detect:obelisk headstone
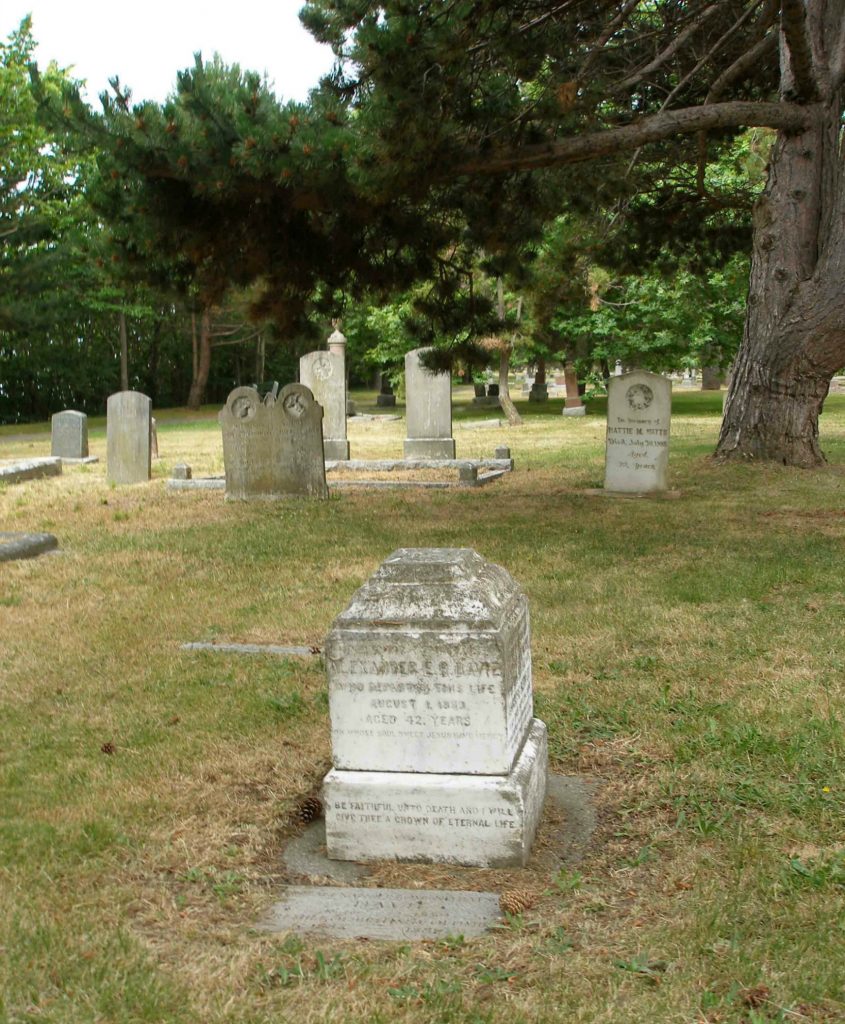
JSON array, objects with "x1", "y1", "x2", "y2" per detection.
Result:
[
  {"x1": 604, "y1": 370, "x2": 671, "y2": 493},
  {"x1": 299, "y1": 325, "x2": 349, "y2": 460},
  {"x1": 322, "y1": 547, "x2": 547, "y2": 867},
  {"x1": 219, "y1": 384, "x2": 328, "y2": 500},
  {"x1": 403, "y1": 348, "x2": 455, "y2": 459},
  {"x1": 107, "y1": 391, "x2": 152, "y2": 485},
  {"x1": 51, "y1": 410, "x2": 88, "y2": 458}
]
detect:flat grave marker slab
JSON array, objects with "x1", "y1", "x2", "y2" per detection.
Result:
[
  {"x1": 0, "y1": 532, "x2": 59, "y2": 562},
  {"x1": 259, "y1": 886, "x2": 501, "y2": 941},
  {"x1": 0, "y1": 457, "x2": 62, "y2": 485}
]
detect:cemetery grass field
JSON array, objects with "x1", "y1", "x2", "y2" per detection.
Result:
[{"x1": 1, "y1": 389, "x2": 844, "y2": 1024}]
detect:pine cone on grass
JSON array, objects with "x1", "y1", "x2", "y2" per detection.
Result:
[
  {"x1": 292, "y1": 795, "x2": 323, "y2": 826},
  {"x1": 499, "y1": 888, "x2": 537, "y2": 916}
]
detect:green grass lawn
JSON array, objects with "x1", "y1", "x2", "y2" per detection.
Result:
[{"x1": 1, "y1": 391, "x2": 844, "y2": 1023}]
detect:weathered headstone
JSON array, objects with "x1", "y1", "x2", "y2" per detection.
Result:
[
  {"x1": 562, "y1": 362, "x2": 585, "y2": 417},
  {"x1": 323, "y1": 548, "x2": 547, "y2": 867},
  {"x1": 376, "y1": 373, "x2": 397, "y2": 407},
  {"x1": 403, "y1": 348, "x2": 456, "y2": 459},
  {"x1": 529, "y1": 361, "x2": 548, "y2": 402},
  {"x1": 106, "y1": 391, "x2": 151, "y2": 485},
  {"x1": 51, "y1": 410, "x2": 88, "y2": 459},
  {"x1": 701, "y1": 366, "x2": 723, "y2": 390},
  {"x1": 300, "y1": 327, "x2": 349, "y2": 460},
  {"x1": 219, "y1": 383, "x2": 328, "y2": 500},
  {"x1": 604, "y1": 370, "x2": 671, "y2": 493},
  {"x1": 150, "y1": 417, "x2": 159, "y2": 459},
  {"x1": 172, "y1": 463, "x2": 192, "y2": 480}
]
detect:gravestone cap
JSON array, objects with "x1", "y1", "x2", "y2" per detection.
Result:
[{"x1": 333, "y1": 547, "x2": 519, "y2": 626}]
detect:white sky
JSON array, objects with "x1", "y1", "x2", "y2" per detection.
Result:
[{"x1": 4, "y1": 1, "x2": 336, "y2": 104}]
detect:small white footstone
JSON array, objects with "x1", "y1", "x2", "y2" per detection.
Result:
[
  {"x1": 324, "y1": 719, "x2": 547, "y2": 868},
  {"x1": 259, "y1": 886, "x2": 501, "y2": 940}
]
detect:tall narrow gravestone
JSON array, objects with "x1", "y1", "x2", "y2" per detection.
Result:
[
  {"x1": 107, "y1": 391, "x2": 151, "y2": 484},
  {"x1": 322, "y1": 548, "x2": 548, "y2": 867},
  {"x1": 403, "y1": 348, "x2": 456, "y2": 460},
  {"x1": 219, "y1": 384, "x2": 328, "y2": 500},
  {"x1": 51, "y1": 410, "x2": 89, "y2": 459},
  {"x1": 299, "y1": 326, "x2": 350, "y2": 460},
  {"x1": 604, "y1": 370, "x2": 671, "y2": 493}
]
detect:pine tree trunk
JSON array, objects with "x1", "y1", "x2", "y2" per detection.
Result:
[
  {"x1": 716, "y1": 17, "x2": 845, "y2": 467},
  {"x1": 495, "y1": 277, "x2": 523, "y2": 425},
  {"x1": 498, "y1": 348, "x2": 522, "y2": 425},
  {"x1": 187, "y1": 309, "x2": 212, "y2": 410},
  {"x1": 119, "y1": 311, "x2": 128, "y2": 392}
]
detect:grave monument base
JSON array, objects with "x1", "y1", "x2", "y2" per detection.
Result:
[
  {"x1": 403, "y1": 438, "x2": 456, "y2": 460},
  {"x1": 324, "y1": 719, "x2": 547, "y2": 868},
  {"x1": 324, "y1": 439, "x2": 351, "y2": 461}
]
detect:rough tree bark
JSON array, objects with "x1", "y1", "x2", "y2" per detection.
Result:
[
  {"x1": 187, "y1": 308, "x2": 212, "y2": 410},
  {"x1": 716, "y1": 2, "x2": 845, "y2": 465},
  {"x1": 118, "y1": 310, "x2": 128, "y2": 392}
]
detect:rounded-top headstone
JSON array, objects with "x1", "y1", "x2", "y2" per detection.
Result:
[
  {"x1": 326, "y1": 548, "x2": 533, "y2": 775},
  {"x1": 604, "y1": 370, "x2": 671, "y2": 493},
  {"x1": 51, "y1": 410, "x2": 88, "y2": 458}
]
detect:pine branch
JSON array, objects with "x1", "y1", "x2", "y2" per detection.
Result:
[
  {"x1": 577, "y1": 0, "x2": 643, "y2": 82},
  {"x1": 659, "y1": 1, "x2": 764, "y2": 109},
  {"x1": 615, "y1": 4, "x2": 723, "y2": 92},
  {"x1": 706, "y1": 29, "x2": 778, "y2": 100},
  {"x1": 456, "y1": 101, "x2": 813, "y2": 176}
]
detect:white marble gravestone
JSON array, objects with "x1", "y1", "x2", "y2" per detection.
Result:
[
  {"x1": 106, "y1": 391, "x2": 151, "y2": 484},
  {"x1": 51, "y1": 410, "x2": 88, "y2": 459},
  {"x1": 322, "y1": 548, "x2": 547, "y2": 867},
  {"x1": 219, "y1": 384, "x2": 328, "y2": 500},
  {"x1": 604, "y1": 370, "x2": 671, "y2": 493},
  {"x1": 403, "y1": 348, "x2": 456, "y2": 459},
  {"x1": 300, "y1": 334, "x2": 349, "y2": 460}
]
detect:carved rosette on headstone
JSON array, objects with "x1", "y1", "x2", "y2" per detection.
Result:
[
  {"x1": 322, "y1": 548, "x2": 548, "y2": 868},
  {"x1": 51, "y1": 410, "x2": 89, "y2": 458},
  {"x1": 107, "y1": 391, "x2": 152, "y2": 484},
  {"x1": 604, "y1": 370, "x2": 671, "y2": 493},
  {"x1": 300, "y1": 342, "x2": 350, "y2": 461},
  {"x1": 219, "y1": 384, "x2": 328, "y2": 500},
  {"x1": 403, "y1": 348, "x2": 456, "y2": 460}
]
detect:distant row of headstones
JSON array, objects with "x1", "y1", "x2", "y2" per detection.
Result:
[
  {"x1": 48, "y1": 358, "x2": 672, "y2": 497},
  {"x1": 50, "y1": 396, "x2": 155, "y2": 484}
]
